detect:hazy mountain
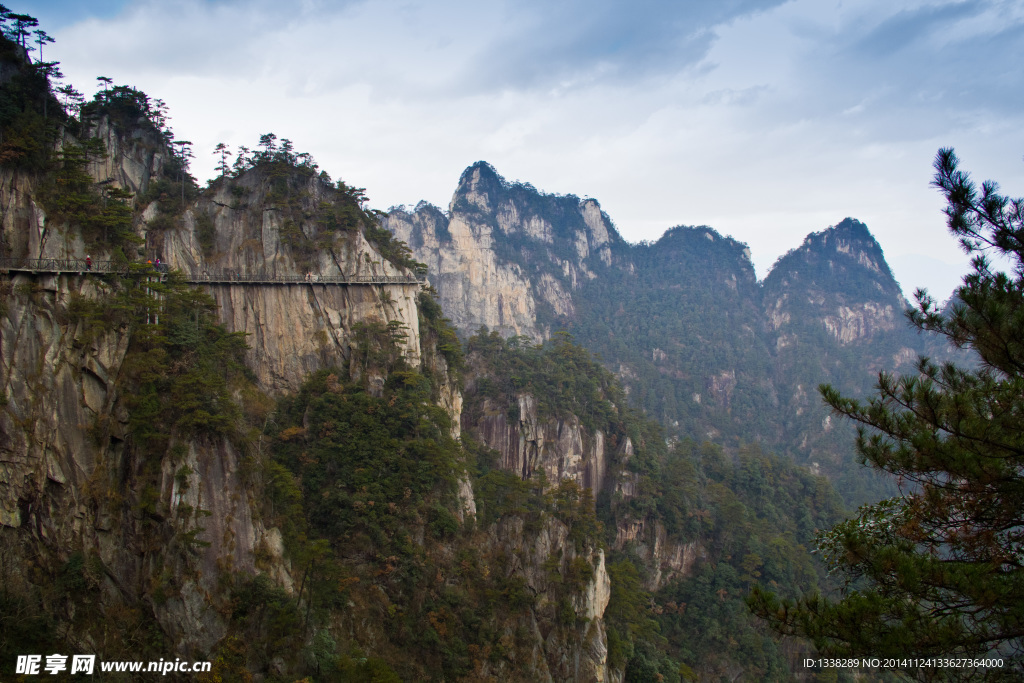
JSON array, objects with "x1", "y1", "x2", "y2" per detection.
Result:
[{"x1": 387, "y1": 164, "x2": 940, "y2": 504}]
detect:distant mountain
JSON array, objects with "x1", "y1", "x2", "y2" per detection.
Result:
[{"x1": 386, "y1": 163, "x2": 945, "y2": 504}]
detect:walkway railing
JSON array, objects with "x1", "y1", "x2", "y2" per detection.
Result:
[
  {"x1": 191, "y1": 271, "x2": 424, "y2": 285},
  {"x1": 0, "y1": 258, "x2": 425, "y2": 285},
  {"x1": 0, "y1": 256, "x2": 128, "y2": 274}
]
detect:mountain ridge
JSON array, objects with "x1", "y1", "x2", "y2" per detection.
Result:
[{"x1": 386, "y1": 162, "x2": 939, "y2": 504}]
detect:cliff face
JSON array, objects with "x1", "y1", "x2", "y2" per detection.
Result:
[
  {"x1": 458, "y1": 324, "x2": 704, "y2": 603},
  {"x1": 473, "y1": 516, "x2": 614, "y2": 682},
  {"x1": 0, "y1": 271, "x2": 276, "y2": 655},
  {"x1": 762, "y1": 218, "x2": 909, "y2": 348},
  {"x1": 474, "y1": 394, "x2": 609, "y2": 493},
  {"x1": 761, "y1": 218, "x2": 924, "y2": 482},
  {"x1": 0, "y1": 106, "x2": 431, "y2": 651},
  {"x1": 158, "y1": 172, "x2": 423, "y2": 393},
  {"x1": 1, "y1": 157, "x2": 425, "y2": 659},
  {"x1": 385, "y1": 162, "x2": 621, "y2": 340}
]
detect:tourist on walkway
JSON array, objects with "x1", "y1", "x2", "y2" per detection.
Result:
[{"x1": 85, "y1": 255, "x2": 91, "y2": 271}]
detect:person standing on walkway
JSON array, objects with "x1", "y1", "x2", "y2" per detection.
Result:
[{"x1": 85, "y1": 255, "x2": 91, "y2": 271}]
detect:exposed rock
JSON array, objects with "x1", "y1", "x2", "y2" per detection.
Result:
[
  {"x1": 476, "y1": 515, "x2": 613, "y2": 682},
  {"x1": 822, "y1": 302, "x2": 898, "y2": 344},
  {"x1": 0, "y1": 130, "x2": 453, "y2": 667},
  {"x1": 157, "y1": 177, "x2": 424, "y2": 393},
  {"x1": 387, "y1": 207, "x2": 541, "y2": 339},
  {"x1": 706, "y1": 369, "x2": 737, "y2": 409},
  {"x1": 387, "y1": 174, "x2": 934, "y2": 492},
  {"x1": 614, "y1": 518, "x2": 702, "y2": 591},
  {"x1": 385, "y1": 163, "x2": 622, "y2": 340},
  {"x1": 472, "y1": 394, "x2": 608, "y2": 493},
  {"x1": 84, "y1": 116, "x2": 167, "y2": 200}
]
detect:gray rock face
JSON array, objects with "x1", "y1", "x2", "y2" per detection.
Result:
[
  {"x1": 761, "y1": 218, "x2": 930, "y2": 473},
  {"x1": 388, "y1": 199, "x2": 542, "y2": 339},
  {"x1": 0, "y1": 274, "x2": 128, "y2": 530},
  {"x1": 1, "y1": 122, "x2": 627, "y2": 679},
  {"x1": 157, "y1": 171, "x2": 424, "y2": 393},
  {"x1": 474, "y1": 516, "x2": 614, "y2": 683},
  {"x1": 474, "y1": 394, "x2": 608, "y2": 494},
  {"x1": 763, "y1": 218, "x2": 909, "y2": 349},
  {"x1": 0, "y1": 270, "x2": 274, "y2": 654},
  {"x1": 84, "y1": 117, "x2": 167, "y2": 201},
  {"x1": 467, "y1": 390, "x2": 698, "y2": 595},
  {"x1": 614, "y1": 517, "x2": 702, "y2": 591},
  {"x1": 385, "y1": 163, "x2": 620, "y2": 340}
]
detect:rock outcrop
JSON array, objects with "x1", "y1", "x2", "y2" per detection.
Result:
[
  {"x1": 465, "y1": 388, "x2": 699, "y2": 595},
  {"x1": 385, "y1": 162, "x2": 621, "y2": 340},
  {"x1": 474, "y1": 394, "x2": 608, "y2": 494},
  {"x1": 475, "y1": 516, "x2": 614, "y2": 682},
  {"x1": 159, "y1": 201, "x2": 423, "y2": 392}
]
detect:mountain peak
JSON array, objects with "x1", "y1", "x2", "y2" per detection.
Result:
[
  {"x1": 457, "y1": 160, "x2": 505, "y2": 190},
  {"x1": 452, "y1": 161, "x2": 507, "y2": 213},
  {"x1": 832, "y1": 217, "x2": 872, "y2": 238},
  {"x1": 764, "y1": 217, "x2": 902, "y2": 307},
  {"x1": 801, "y1": 217, "x2": 879, "y2": 252}
]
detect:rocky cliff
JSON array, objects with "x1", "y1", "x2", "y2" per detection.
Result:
[
  {"x1": 0, "y1": 114, "x2": 433, "y2": 658},
  {"x1": 159, "y1": 174, "x2": 424, "y2": 393},
  {"x1": 761, "y1": 218, "x2": 925, "y2": 489},
  {"x1": 386, "y1": 162, "x2": 621, "y2": 340}
]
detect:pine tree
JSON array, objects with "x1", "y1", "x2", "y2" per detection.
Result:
[
  {"x1": 6, "y1": 12, "x2": 36, "y2": 50},
  {"x1": 31, "y1": 28, "x2": 52, "y2": 63},
  {"x1": 749, "y1": 149, "x2": 1024, "y2": 677},
  {"x1": 213, "y1": 142, "x2": 231, "y2": 176}
]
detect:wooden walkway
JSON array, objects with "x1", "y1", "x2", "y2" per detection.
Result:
[{"x1": 0, "y1": 258, "x2": 425, "y2": 285}]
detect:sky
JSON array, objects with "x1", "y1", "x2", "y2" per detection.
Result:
[{"x1": 27, "y1": 0, "x2": 1024, "y2": 300}]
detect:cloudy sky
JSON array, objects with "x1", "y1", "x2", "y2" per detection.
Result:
[{"x1": 29, "y1": 0, "x2": 1024, "y2": 299}]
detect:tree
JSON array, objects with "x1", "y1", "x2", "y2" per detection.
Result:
[
  {"x1": 232, "y1": 145, "x2": 251, "y2": 175},
  {"x1": 96, "y1": 76, "x2": 113, "y2": 99},
  {"x1": 6, "y1": 12, "x2": 36, "y2": 50},
  {"x1": 749, "y1": 149, "x2": 1024, "y2": 677},
  {"x1": 33, "y1": 61, "x2": 61, "y2": 119},
  {"x1": 258, "y1": 132, "x2": 277, "y2": 158},
  {"x1": 213, "y1": 142, "x2": 231, "y2": 177},
  {"x1": 151, "y1": 98, "x2": 170, "y2": 131},
  {"x1": 171, "y1": 140, "x2": 194, "y2": 208},
  {"x1": 32, "y1": 28, "x2": 52, "y2": 63},
  {"x1": 280, "y1": 137, "x2": 294, "y2": 165},
  {"x1": 56, "y1": 84, "x2": 84, "y2": 119}
]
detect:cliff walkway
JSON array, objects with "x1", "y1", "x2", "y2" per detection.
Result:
[{"x1": 0, "y1": 257, "x2": 425, "y2": 285}]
